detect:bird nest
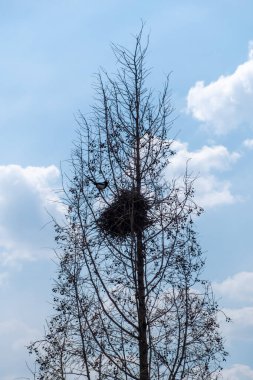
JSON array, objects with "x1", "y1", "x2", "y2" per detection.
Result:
[{"x1": 98, "y1": 189, "x2": 152, "y2": 239}]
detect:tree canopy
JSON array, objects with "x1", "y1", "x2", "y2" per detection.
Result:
[{"x1": 29, "y1": 28, "x2": 228, "y2": 380}]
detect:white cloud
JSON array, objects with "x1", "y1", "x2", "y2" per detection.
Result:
[
  {"x1": 195, "y1": 176, "x2": 235, "y2": 208},
  {"x1": 187, "y1": 42, "x2": 253, "y2": 135},
  {"x1": 222, "y1": 364, "x2": 253, "y2": 380},
  {"x1": 0, "y1": 318, "x2": 41, "y2": 380},
  {"x1": 243, "y1": 139, "x2": 253, "y2": 149},
  {"x1": 219, "y1": 306, "x2": 253, "y2": 346},
  {"x1": 0, "y1": 319, "x2": 39, "y2": 351},
  {"x1": 171, "y1": 141, "x2": 240, "y2": 172},
  {"x1": 213, "y1": 272, "x2": 253, "y2": 304},
  {"x1": 213, "y1": 273, "x2": 253, "y2": 346},
  {"x1": 0, "y1": 165, "x2": 61, "y2": 265},
  {"x1": 168, "y1": 141, "x2": 240, "y2": 208},
  {"x1": 0, "y1": 272, "x2": 9, "y2": 287}
]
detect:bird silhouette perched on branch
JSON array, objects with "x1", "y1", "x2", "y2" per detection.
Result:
[
  {"x1": 95, "y1": 180, "x2": 108, "y2": 190},
  {"x1": 89, "y1": 179, "x2": 109, "y2": 191}
]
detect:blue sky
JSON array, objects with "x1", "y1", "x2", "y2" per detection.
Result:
[{"x1": 1, "y1": 1, "x2": 253, "y2": 379}]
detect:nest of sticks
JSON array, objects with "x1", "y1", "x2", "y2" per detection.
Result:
[{"x1": 98, "y1": 189, "x2": 152, "y2": 239}]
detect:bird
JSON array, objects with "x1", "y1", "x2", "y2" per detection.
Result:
[{"x1": 94, "y1": 180, "x2": 109, "y2": 191}]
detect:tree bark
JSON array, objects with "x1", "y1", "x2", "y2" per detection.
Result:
[
  {"x1": 135, "y1": 84, "x2": 149, "y2": 379},
  {"x1": 137, "y1": 230, "x2": 149, "y2": 380}
]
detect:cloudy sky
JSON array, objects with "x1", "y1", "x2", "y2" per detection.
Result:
[{"x1": 1, "y1": 1, "x2": 253, "y2": 379}]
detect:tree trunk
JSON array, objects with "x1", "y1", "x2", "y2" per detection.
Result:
[
  {"x1": 137, "y1": 230, "x2": 149, "y2": 380},
  {"x1": 135, "y1": 90, "x2": 149, "y2": 379}
]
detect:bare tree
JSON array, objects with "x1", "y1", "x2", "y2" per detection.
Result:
[{"x1": 28, "y1": 27, "x2": 228, "y2": 380}]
